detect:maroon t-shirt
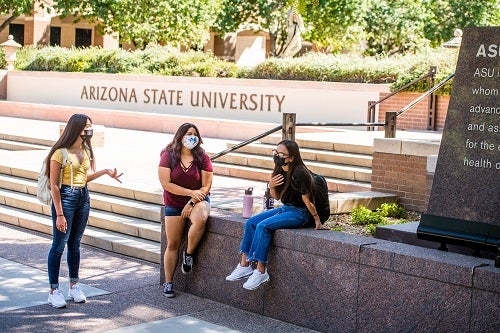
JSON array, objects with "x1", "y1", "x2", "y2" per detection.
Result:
[{"x1": 159, "y1": 150, "x2": 213, "y2": 208}]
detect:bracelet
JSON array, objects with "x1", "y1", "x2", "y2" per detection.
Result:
[
  {"x1": 188, "y1": 200, "x2": 195, "y2": 207},
  {"x1": 57, "y1": 214, "x2": 64, "y2": 217},
  {"x1": 312, "y1": 213, "x2": 318, "y2": 217}
]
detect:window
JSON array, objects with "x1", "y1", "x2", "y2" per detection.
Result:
[
  {"x1": 8, "y1": 24, "x2": 24, "y2": 46},
  {"x1": 50, "y1": 27, "x2": 61, "y2": 46},
  {"x1": 75, "y1": 28, "x2": 91, "y2": 47}
]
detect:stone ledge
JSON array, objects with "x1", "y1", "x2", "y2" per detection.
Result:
[
  {"x1": 374, "y1": 138, "x2": 440, "y2": 156},
  {"x1": 160, "y1": 208, "x2": 499, "y2": 333}
]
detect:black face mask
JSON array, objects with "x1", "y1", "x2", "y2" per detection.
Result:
[
  {"x1": 80, "y1": 129, "x2": 93, "y2": 141},
  {"x1": 273, "y1": 154, "x2": 289, "y2": 167}
]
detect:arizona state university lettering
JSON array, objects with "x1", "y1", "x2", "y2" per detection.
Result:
[
  {"x1": 80, "y1": 86, "x2": 138, "y2": 102},
  {"x1": 190, "y1": 91, "x2": 285, "y2": 112},
  {"x1": 80, "y1": 84, "x2": 287, "y2": 113}
]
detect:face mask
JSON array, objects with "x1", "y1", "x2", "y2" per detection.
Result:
[
  {"x1": 80, "y1": 129, "x2": 93, "y2": 141},
  {"x1": 182, "y1": 135, "x2": 199, "y2": 150},
  {"x1": 273, "y1": 154, "x2": 289, "y2": 167}
]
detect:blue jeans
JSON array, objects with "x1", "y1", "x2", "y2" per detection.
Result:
[
  {"x1": 240, "y1": 204, "x2": 309, "y2": 264},
  {"x1": 48, "y1": 185, "x2": 90, "y2": 289}
]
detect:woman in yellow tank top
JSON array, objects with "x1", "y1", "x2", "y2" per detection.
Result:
[{"x1": 44, "y1": 114, "x2": 123, "y2": 308}]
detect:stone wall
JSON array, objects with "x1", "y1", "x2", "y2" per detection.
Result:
[
  {"x1": 371, "y1": 138, "x2": 440, "y2": 212},
  {"x1": 377, "y1": 92, "x2": 450, "y2": 131},
  {"x1": 160, "y1": 208, "x2": 499, "y2": 333}
]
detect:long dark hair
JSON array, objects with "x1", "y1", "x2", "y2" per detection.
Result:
[
  {"x1": 272, "y1": 139, "x2": 315, "y2": 201},
  {"x1": 44, "y1": 114, "x2": 95, "y2": 176},
  {"x1": 161, "y1": 122, "x2": 206, "y2": 167}
]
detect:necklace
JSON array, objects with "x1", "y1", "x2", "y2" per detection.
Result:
[{"x1": 180, "y1": 160, "x2": 193, "y2": 172}]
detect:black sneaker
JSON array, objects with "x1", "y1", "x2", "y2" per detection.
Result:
[
  {"x1": 181, "y1": 251, "x2": 193, "y2": 274},
  {"x1": 163, "y1": 282, "x2": 175, "y2": 298}
]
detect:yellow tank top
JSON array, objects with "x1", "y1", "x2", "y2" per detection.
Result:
[{"x1": 50, "y1": 148, "x2": 90, "y2": 187}]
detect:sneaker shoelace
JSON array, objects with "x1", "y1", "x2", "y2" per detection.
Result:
[{"x1": 184, "y1": 255, "x2": 193, "y2": 266}]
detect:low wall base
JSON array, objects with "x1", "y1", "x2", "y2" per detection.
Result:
[{"x1": 160, "y1": 208, "x2": 499, "y2": 333}]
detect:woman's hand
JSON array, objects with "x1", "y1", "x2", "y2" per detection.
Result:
[
  {"x1": 315, "y1": 219, "x2": 330, "y2": 230},
  {"x1": 190, "y1": 190, "x2": 206, "y2": 202},
  {"x1": 181, "y1": 203, "x2": 193, "y2": 219},
  {"x1": 106, "y1": 168, "x2": 123, "y2": 183},
  {"x1": 56, "y1": 216, "x2": 67, "y2": 233},
  {"x1": 269, "y1": 174, "x2": 284, "y2": 188}
]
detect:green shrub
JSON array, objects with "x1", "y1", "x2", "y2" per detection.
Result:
[
  {"x1": 366, "y1": 223, "x2": 377, "y2": 236},
  {"x1": 350, "y1": 205, "x2": 386, "y2": 225},
  {"x1": 12, "y1": 45, "x2": 456, "y2": 94},
  {"x1": 14, "y1": 45, "x2": 238, "y2": 78},
  {"x1": 376, "y1": 203, "x2": 408, "y2": 219},
  {"x1": 0, "y1": 48, "x2": 6, "y2": 69}
]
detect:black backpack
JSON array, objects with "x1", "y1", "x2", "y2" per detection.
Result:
[{"x1": 310, "y1": 172, "x2": 330, "y2": 223}]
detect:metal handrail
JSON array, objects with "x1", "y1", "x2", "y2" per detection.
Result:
[
  {"x1": 210, "y1": 121, "x2": 386, "y2": 161},
  {"x1": 371, "y1": 66, "x2": 437, "y2": 109},
  {"x1": 296, "y1": 122, "x2": 385, "y2": 127},
  {"x1": 396, "y1": 72, "x2": 455, "y2": 117},
  {"x1": 209, "y1": 70, "x2": 453, "y2": 161},
  {"x1": 210, "y1": 125, "x2": 282, "y2": 160}
]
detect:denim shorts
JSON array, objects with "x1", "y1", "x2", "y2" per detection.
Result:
[{"x1": 164, "y1": 196, "x2": 210, "y2": 216}]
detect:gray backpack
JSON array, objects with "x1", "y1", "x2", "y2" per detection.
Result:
[{"x1": 37, "y1": 148, "x2": 71, "y2": 206}]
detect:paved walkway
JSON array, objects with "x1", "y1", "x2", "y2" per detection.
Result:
[
  {"x1": 0, "y1": 222, "x2": 319, "y2": 333},
  {"x1": 0, "y1": 116, "x2": 442, "y2": 332}
]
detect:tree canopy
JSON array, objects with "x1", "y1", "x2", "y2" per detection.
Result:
[
  {"x1": 0, "y1": 0, "x2": 40, "y2": 33},
  {"x1": 53, "y1": 0, "x2": 222, "y2": 49},
  {"x1": 1, "y1": 0, "x2": 498, "y2": 55}
]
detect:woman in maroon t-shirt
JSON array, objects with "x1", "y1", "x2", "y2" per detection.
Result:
[{"x1": 158, "y1": 123, "x2": 213, "y2": 298}]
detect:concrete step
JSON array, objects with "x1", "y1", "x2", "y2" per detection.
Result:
[
  {"x1": 212, "y1": 162, "x2": 371, "y2": 192},
  {"x1": 261, "y1": 134, "x2": 374, "y2": 155},
  {"x1": 0, "y1": 130, "x2": 373, "y2": 192},
  {"x1": 0, "y1": 165, "x2": 163, "y2": 205},
  {"x1": 0, "y1": 186, "x2": 161, "y2": 242},
  {"x1": 223, "y1": 142, "x2": 372, "y2": 168},
  {"x1": 0, "y1": 205, "x2": 160, "y2": 263},
  {"x1": 0, "y1": 133, "x2": 55, "y2": 147},
  {"x1": 0, "y1": 174, "x2": 161, "y2": 222},
  {"x1": 213, "y1": 152, "x2": 371, "y2": 180},
  {"x1": 0, "y1": 139, "x2": 50, "y2": 151},
  {"x1": 89, "y1": 192, "x2": 161, "y2": 222}
]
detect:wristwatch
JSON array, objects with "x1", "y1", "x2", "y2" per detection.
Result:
[{"x1": 188, "y1": 200, "x2": 195, "y2": 207}]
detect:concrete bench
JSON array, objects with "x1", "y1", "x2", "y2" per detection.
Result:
[{"x1": 160, "y1": 208, "x2": 499, "y2": 333}]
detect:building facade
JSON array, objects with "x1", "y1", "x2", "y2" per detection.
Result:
[{"x1": 0, "y1": 2, "x2": 118, "y2": 49}]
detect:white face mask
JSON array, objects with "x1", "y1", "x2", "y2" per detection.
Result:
[{"x1": 182, "y1": 135, "x2": 199, "y2": 150}]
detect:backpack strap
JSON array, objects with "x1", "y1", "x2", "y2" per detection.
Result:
[{"x1": 60, "y1": 148, "x2": 73, "y2": 189}]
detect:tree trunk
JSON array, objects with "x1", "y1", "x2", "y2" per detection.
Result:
[{"x1": 0, "y1": 15, "x2": 17, "y2": 35}]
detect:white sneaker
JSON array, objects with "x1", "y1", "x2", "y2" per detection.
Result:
[
  {"x1": 243, "y1": 269, "x2": 270, "y2": 290},
  {"x1": 226, "y1": 263, "x2": 253, "y2": 281},
  {"x1": 48, "y1": 289, "x2": 67, "y2": 308},
  {"x1": 68, "y1": 284, "x2": 87, "y2": 303}
]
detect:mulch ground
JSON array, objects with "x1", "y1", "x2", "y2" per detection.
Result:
[{"x1": 324, "y1": 211, "x2": 421, "y2": 237}]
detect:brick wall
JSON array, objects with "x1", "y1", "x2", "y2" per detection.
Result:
[
  {"x1": 372, "y1": 152, "x2": 429, "y2": 211},
  {"x1": 371, "y1": 139, "x2": 440, "y2": 213},
  {"x1": 378, "y1": 92, "x2": 450, "y2": 131}
]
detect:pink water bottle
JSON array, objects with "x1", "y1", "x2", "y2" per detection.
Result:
[{"x1": 242, "y1": 187, "x2": 254, "y2": 218}]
